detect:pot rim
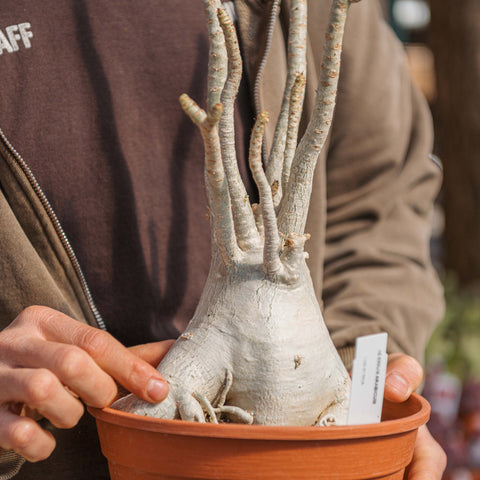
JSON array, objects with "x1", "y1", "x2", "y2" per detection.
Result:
[{"x1": 88, "y1": 392, "x2": 430, "y2": 441}]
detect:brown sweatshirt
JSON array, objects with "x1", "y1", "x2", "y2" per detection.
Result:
[
  {"x1": 0, "y1": 1, "x2": 256, "y2": 477},
  {"x1": 0, "y1": 0, "x2": 255, "y2": 348},
  {"x1": 0, "y1": 0, "x2": 444, "y2": 478}
]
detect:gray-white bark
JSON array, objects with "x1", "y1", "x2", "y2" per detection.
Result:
[{"x1": 114, "y1": 0, "x2": 360, "y2": 426}]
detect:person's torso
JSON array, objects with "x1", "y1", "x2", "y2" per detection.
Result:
[{"x1": 0, "y1": 0, "x2": 255, "y2": 348}]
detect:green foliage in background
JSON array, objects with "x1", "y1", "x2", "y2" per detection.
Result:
[{"x1": 426, "y1": 276, "x2": 480, "y2": 380}]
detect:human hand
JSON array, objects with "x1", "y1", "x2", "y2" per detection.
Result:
[
  {"x1": 384, "y1": 353, "x2": 447, "y2": 480},
  {"x1": 0, "y1": 306, "x2": 172, "y2": 462}
]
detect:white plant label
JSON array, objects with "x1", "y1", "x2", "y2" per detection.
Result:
[{"x1": 347, "y1": 333, "x2": 388, "y2": 425}]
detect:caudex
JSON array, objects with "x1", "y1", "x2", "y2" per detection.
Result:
[{"x1": 115, "y1": 0, "x2": 361, "y2": 426}]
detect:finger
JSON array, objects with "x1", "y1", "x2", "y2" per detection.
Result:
[
  {"x1": 405, "y1": 425, "x2": 447, "y2": 479},
  {"x1": 38, "y1": 312, "x2": 169, "y2": 403},
  {"x1": 4, "y1": 337, "x2": 118, "y2": 408},
  {"x1": 0, "y1": 366, "x2": 84, "y2": 429},
  {"x1": 128, "y1": 340, "x2": 175, "y2": 367},
  {"x1": 0, "y1": 406, "x2": 56, "y2": 462},
  {"x1": 385, "y1": 353, "x2": 423, "y2": 402}
]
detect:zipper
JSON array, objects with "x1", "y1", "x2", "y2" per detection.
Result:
[
  {"x1": 252, "y1": 0, "x2": 281, "y2": 164},
  {"x1": 253, "y1": 0, "x2": 282, "y2": 117},
  {"x1": 0, "y1": 128, "x2": 106, "y2": 331}
]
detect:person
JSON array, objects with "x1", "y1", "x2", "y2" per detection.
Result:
[{"x1": 0, "y1": 0, "x2": 446, "y2": 478}]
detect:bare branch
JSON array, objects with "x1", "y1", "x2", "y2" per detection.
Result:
[
  {"x1": 218, "y1": 8, "x2": 241, "y2": 111},
  {"x1": 180, "y1": 94, "x2": 239, "y2": 266},
  {"x1": 205, "y1": 0, "x2": 228, "y2": 110},
  {"x1": 249, "y1": 112, "x2": 283, "y2": 276},
  {"x1": 266, "y1": 0, "x2": 307, "y2": 207},
  {"x1": 281, "y1": 73, "x2": 306, "y2": 200},
  {"x1": 251, "y1": 203, "x2": 265, "y2": 238},
  {"x1": 278, "y1": 0, "x2": 356, "y2": 235},
  {"x1": 217, "y1": 8, "x2": 260, "y2": 251}
]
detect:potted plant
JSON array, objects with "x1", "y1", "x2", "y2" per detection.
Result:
[{"x1": 90, "y1": 0, "x2": 431, "y2": 477}]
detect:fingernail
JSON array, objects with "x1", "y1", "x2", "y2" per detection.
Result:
[
  {"x1": 147, "y1": 378, "x2": 169, "y2": 402},
  {"x1": 387, "y1": 372, "x2": 410, "y2": 398}
]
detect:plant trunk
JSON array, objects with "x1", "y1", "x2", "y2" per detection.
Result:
[
  {"x1": 115, "y1": 251, "x2": 350, "y2": 426},
  {"x1": 114, "y1": 0, "x2": 357, "y2": 426}
]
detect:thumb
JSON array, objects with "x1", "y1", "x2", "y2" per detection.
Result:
[
  {"x1": 384, "y1": 353, "x2": 423, "y2": 403},
  {"x1": 128, "y1": 339, "x2": 175, "y2": 367}
]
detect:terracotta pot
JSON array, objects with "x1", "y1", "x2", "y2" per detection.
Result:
[{"x1": 89, "y1": 393, "x2": 430, "y2": 480}]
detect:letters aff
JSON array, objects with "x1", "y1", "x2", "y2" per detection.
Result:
[{"x1": 0, "y1": 23, "x2": 33, "y2": 55}]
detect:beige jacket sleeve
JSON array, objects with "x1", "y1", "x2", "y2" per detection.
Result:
[{"x1": 320, "y1": 0, "x2": 444, "y2": 368}]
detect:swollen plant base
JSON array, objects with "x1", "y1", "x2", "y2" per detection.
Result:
[
  {"x1": 114, "y1": 0, "x2": 361, "y2": 426},
  {"x1": 116, "y1": 250, "x2": 350, "y2": 426}
]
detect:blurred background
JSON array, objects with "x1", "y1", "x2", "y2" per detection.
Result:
[{"x1": 381, "y1": 1, "x2": 480, "y2": 478}]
